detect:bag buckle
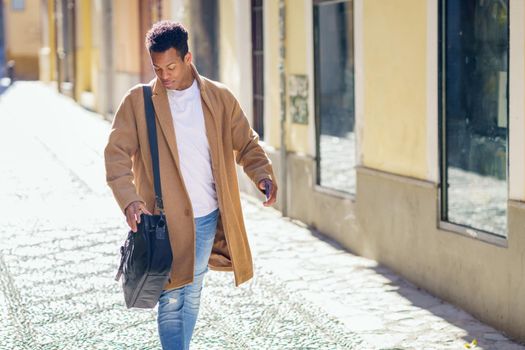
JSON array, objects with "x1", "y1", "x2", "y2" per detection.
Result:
[{"x1": 155, "y1": 215, "x2": 167, "y2": 240}]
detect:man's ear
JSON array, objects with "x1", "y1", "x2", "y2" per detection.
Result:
[{"x1": 184, "y1": 52, "x2": 192, "y2": 64}]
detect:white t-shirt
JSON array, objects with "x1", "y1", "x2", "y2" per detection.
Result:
[{"x1": 166, "y1": 79, "x2": 218, "y2": 218}]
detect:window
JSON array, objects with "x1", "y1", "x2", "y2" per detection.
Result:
[
  {"x1": 11, "y1": 0, "x2": 25, "y2": 11},
  {"x1": 439, "y1": 0, "x2": 509, "y2": 237},
  {"x1": 313, "y1": 0, "x2": 355, "y2": 194},
  {"x1": 189, "y1": 0, "x2": 219, "y2": 81},
  {"x1": 251, "y1": 0, "x2": 264, "y2": 139}
]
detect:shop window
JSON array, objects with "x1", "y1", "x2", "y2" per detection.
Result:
[
  {"x1": 439, "y1": 0, "x2": 509, "y2": 236},
  {"x1": 12, "y1": 0, "x2": 25, "y2": 11},
  {"x1": 313, "y1": 0, "x2": 355, "y2": 194}
]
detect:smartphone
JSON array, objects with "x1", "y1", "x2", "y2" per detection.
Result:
[{"x1": 264, "y1": 180, "x2": 272, "y2": 200}]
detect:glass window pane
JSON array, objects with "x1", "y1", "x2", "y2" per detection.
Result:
[
  {"x1": 12, "y1": 0, "x2": 25, "y2": 11},
  {"x1": 443, "y1": 0, "x2": 508, "y2": 236},
  {"x1": 314, "y1": 0, "x2": 355, "y2": 194}
]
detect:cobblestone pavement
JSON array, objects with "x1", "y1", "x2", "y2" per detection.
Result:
[{"x1": 0, "y1": 82, "x2": 524, "y2": 350}]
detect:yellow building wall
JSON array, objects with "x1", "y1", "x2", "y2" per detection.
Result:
[
  {"x1": 89, "y1": 0, "x2": 100, "y2": 110},
  {"x1": 48, "y1": 0, "x2": 56, "y2": 82},
  {"x1": 284, "y1": 0, "x2": 309, "y2": 154},
  {"x1": 4, "y1": 0, "x2": 41, "y2": 79},
  {"x1": 218, "y1": 0, "x2": 239, "y2": 96},
  {"x1": 114, "y1": 0, "x2": 140, "y2": 74},
  {"x1": 161, "y1": 0, "x2": 172, "y2": 22},
  {"x1": 362, "y1": 0, "x2": 428, "y2": 180},
  {"x1": 90, "y1": 45, "x2": 100, "y2": 99},
  {"x1": 38, "y1": 0, "x2": 56, "y2": 83},
  {"x1": 75, "y1": 0, "x2": 92, "y2": 101},
  {"x1": 217, "y1": 0, "x2": 252, "y2": 121},
  {"x1": 264, "y1": 0, "x2": 311, "y2": 153}
]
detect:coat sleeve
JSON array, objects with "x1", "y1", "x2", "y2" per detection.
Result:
[
  {"x1": 230, "y1": 95, "x2": 276, "y2": 188},
  {"x1": 104, "y1": 91, "x2": 145, "y2": 214}
]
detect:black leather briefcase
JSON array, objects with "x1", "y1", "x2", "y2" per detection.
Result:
[{"x1": 116, "y1": 212, "x2": 172, "y2": 308}]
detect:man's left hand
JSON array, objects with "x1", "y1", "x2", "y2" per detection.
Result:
[{"x1": 258, "y1": 179, "x2": 277, "y2": 207}]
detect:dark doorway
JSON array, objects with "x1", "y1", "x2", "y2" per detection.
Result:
[
  {"x1": 190, "y1": 0, "x2": 219, "y2": 81},
  {"x1": 251, "y1": 0, "x2": 264, "y2": 139},
  {"x1": 0, "y1": 1, "x2": 5, "y2": 77},
  {"x1": 55, "y1": 0, "x2": 76, "y2": 95}
]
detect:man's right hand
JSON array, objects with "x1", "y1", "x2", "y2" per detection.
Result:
[{"x1": 125, "y1": 201, "x2": 152, "y2": 233}]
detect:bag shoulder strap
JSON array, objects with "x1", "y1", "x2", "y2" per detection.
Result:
[{"x1": 142, "y1": 85, "x2": 164, "y2": 212}]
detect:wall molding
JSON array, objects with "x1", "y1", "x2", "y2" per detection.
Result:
[{"x1": 357, "y1": 165, "x2": 437, "y2": 189}]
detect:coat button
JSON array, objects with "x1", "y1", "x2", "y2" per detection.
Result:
[{"x1": 184, "y1": 208, "x2": 190, "y2": 216}]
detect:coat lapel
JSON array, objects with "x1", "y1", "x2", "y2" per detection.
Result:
[
  {"x1": 191, "y1": 64, "x2": 221, "y2": 166},
  {"x1": 151, "y1": 78, "x2": 181, "y2": 169}
]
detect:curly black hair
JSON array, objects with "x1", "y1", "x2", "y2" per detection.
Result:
[{"x1": 145, "y1": 21, "x2": 189, "y2": 59}]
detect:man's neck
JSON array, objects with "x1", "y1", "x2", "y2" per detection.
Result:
[{"x1": 176, "y1": 71, "x2": 194, "y2": 91}]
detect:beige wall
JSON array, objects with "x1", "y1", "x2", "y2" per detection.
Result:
[
  {"x1": 355, "y1": 167, "x2": 525, "y2": 343},
  {"x1": 114, "y1": 0, "x2": 141, "y2": 75},
  {"x1": 362, "y1": 0, "x2": 428, "y2": 180},
  {"x1": 218, "y1": 0, "x2": 253, "y2": 120},
  {"x1": 112, "y1": 0, "x2": 141, "y2": 110},
  {"x1": 169, "y1": 0, "x2": 189, "y2": 22},
  {"x1": 75, "y1": 0, "x2": 93, "y2": 104},
  {"x1": 4, "y1": 0, "x2": 41, "y2": 79},
  {"x1": 263, "y1": 0, "x2": 313, "y2": 153},
  {"x1": 284, "y1": 0, "x2": 310, "y2": 155},
  {"x1": 38, "y1": 0, "x2": 56, "y2": 83}
]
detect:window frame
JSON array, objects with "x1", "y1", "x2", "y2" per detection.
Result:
[
  {"x1": 313, "y1": 0, "x2": 357, "y2": 196},
  {"x1": 437, "y1": 0, "x2": 510, "y2": 246}
]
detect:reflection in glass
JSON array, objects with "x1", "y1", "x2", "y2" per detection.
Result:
[
  {"x1": 314, "y1": 0, "x2": 355, "y2": 194},
  {"x1": 442, "y1": 0, "x2": 508, "y2": 236}
]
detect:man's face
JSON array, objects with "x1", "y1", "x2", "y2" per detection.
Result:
[{"x1": 149, "y1": 47, "x2": 192, "y2": 90}]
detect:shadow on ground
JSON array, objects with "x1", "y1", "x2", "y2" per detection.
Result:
[{"x1": 308, "y1": 227, "x2": 524, "y2": 348}]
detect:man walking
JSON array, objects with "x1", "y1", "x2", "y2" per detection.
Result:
[{"x1": 104, "y1": 21, "x2": 277, "y2": 349}]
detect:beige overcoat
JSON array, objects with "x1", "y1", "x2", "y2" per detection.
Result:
[{"x1": 104, "y1": 64, "x2": 275, "y2": 291}]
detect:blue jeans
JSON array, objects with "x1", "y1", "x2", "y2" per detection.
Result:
[{"x1": 157, "y1": 208, "x2": 219, "y2": 350}]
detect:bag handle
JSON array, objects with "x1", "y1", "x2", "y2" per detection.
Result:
[{"x1": 142, "y1": 85, "x2": 164, "y2": 213}]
